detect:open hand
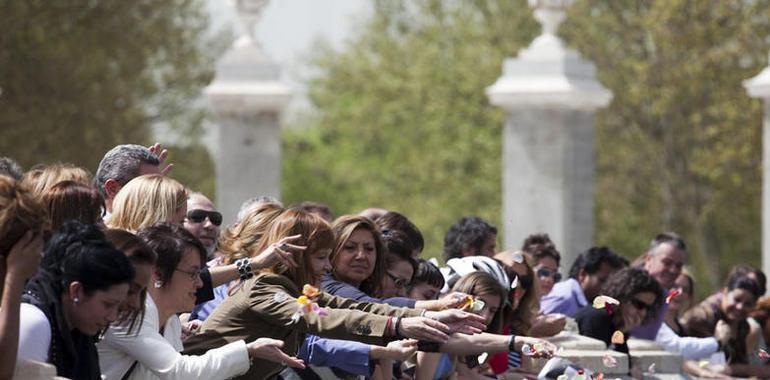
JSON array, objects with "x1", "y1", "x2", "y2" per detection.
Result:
[
  {"x1": 398, "y1": 317, "x2": 451, "y2": 343},
  {"x1": 251, "y1": 234, "x2": 305, "y2": 270},
  {"x1": 247, "y1": 338, "x2": 305, "y2": 369},
  {"x1": 148, "y1": 143, "x2": 173, "y2": 176},
  {"x1": 425, "y1": 309, "x2": 486, "y2": 334}
]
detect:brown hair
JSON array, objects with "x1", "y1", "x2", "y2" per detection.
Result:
[
  {"x1": 22, "y1": 163, "x2": 92, "y2": 199},
  {"x1": 330, "y1": 215, "x2": 388, "y2": 297},
  {"x1": 219, "y1": 202, "x2": 284, "y2": 265},
  {"x1": 495, "y1": 251, "x2": 539, "y2": 335},
  {"x1": 43, "y1": 180, "x2": 104, "y2": 230},
  {"x1": 253, "y1": 208, "x2": 335, "y2": 289},
  {"x1": 452, "y1": 271, "x2": 506, "y2": 334},
  {"x1": 0, "y1": 175, "x2": 50, "y2": 257}
]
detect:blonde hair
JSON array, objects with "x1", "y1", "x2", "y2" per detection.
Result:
[
  {"x1": 0, "y1": 175, "x2": 50, "y2": 256},
  {"x1": 22, "y1": 163, "x2": 92, "y2": 199},
  {"x1": 219, "y1": 202, "x2": 284, "y2": 265},
  {"x1": 107, "y1": 174, "x2": 187, "y2": 232}
]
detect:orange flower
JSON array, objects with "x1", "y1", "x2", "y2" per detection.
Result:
[{"x1": 303, "y1": 284, "x2": 321, "y2": 298}]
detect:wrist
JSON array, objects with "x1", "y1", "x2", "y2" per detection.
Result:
[{"x1": 508, "y1": 335, "x2": 517, "y2": 352}]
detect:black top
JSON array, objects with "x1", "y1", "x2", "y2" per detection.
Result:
[
  {"x1": 22, "y1": 270, "x2": 102, "y2": 380},
  {"x1": 574, "y1": 306, "x2": 629, "y2": 354}
]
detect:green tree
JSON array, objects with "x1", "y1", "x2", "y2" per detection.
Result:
[
  {"x1": 283, "y1": 0, "x2": 539, "y2": 259},
  {"x1": 561, "y1": 0, "x2": 770, "y2": 296},
  {"x1": 0, "y1": 0, "x2": 221, "y2": 193}
]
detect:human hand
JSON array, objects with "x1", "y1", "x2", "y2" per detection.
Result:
[
  {"x1": 371, "y1": 339, "x2": 418, "y2": 361},
  {"x1": 5, "y1": 230, "x2": 44, "y2": 282},
  {"x1": 514, "y1": 336, "x2": 557, "y2": 359},
  {"x1": 715, "y1": 319, "x2": 732, "y2": 346},
  {"x1": 531, "y1": 313, "x2": 567, "y2": 337},
  {"x1": 424, "y1": 309, "x2": 486, "y2": 335},
  {"x1": 439, "y1": 292, "x2": 470, "y2": 310},
  {"x1": 251, "y1": 234, "x2": 305, "y2": 270},
  {"x1": 398, "y1": 317, "x2": 451, "y2": 343},
  {"x1": 181, "y1": 319, "x2": 203, "y2": 341},
  {"x1": 148, "y1": 143, "x2": 173, "y2": 176},
  {"x1": 247, "y1": 338, "x2": 305, "y2": 368}
]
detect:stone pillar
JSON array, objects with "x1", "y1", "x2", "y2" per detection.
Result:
[
  {"x1": 206, "y1": 0, "x2": 290, "y2": 224},
  {"x1": 486, "y1": 0, "x2": 611, "y2": 270},
  {"x1": 744, "y1": 54, "x2": 770, "y2": 281}
]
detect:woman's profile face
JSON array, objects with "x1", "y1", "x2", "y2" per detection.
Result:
[
  {"x1": 163, "y1": 247, "x2": 203, "y2": 314},
  {"x1": 333, "y1": 228, "x2": 376, "y2": 287},
  {"x1": 71, "y1": 282, "x2": 129, "y2": 335},
  {"x1": 309, "y1": 248, "x2": 333, "y2": 286},
  {"x1": 721, "y1": 288, "x2": 757, "y2": 322},
  {"x1": 669, "y1": 274, "x2": 692, "y2": 312},
  {"x1": 381, "y1": 257, "x2": 413, "y2": 298},
  {"x1": 619, "y1": 291, "x2": 656, "y2": 332}
]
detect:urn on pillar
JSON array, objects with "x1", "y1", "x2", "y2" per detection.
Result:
[
  {"x1": 486, "y1": 0, "x2": 611, "y2": 269},
  {"x1": 206, "y1": 0, "x2": 291, "y2": 224}
]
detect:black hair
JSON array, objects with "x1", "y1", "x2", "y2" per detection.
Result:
[
  {"x1": 442, "y1": 216, "x2": 497, "y2": 262},
  {"x1": 382, "y1": 229, "x2": 418, "y2": 281},
  {"x1": 377, "y1": 211, "x2": 424, "y2": 254},
  {"x1": 41, "y1": 221, "x2": 135, "y2": 295},
  {"x1": 727, "y1": 275, "x2": 762, "y2": 299},
  {"x1": 600, "y1": 267, "x2": 663, "y2": 324},
  {"x1": 569, "y1": 246, "x2": 629, "y2": 279},
  {"x1": 410, "y1": 259, "x2": 445, "y2": 290},
  {"x1": 522, "y1": 233, "x2": 561, "y2": 266},
  {"x1": 137, "y1": 223, "x2": 206, "y2": 285},
  {"x1": 727, "y1": 264, "x2": 766, "y2": 297}
]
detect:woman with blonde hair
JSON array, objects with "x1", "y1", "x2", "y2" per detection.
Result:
[
  {"x1": 183, "y1": 208, "x2": 488, "y2": 380},
  {"x1": 107, "y1": 174, "x2": 187, "y2": 232}
]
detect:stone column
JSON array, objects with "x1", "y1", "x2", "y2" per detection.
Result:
[
  {"x1": 206, "y1": 0, "x2": 291, "y2": 224},
  {"x1": 486, "y1": 0, "x2": 611, "y2": 270},
  {"x1": 744, "y1": 54, "x2": 770, "y2": 280}
]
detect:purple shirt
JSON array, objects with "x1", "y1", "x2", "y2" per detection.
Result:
[
  {"x1": 630, "y1": 295, "x2": 668, "y2": 340},
  {"x1": 540, "y1": 278, "x2": 587, "y2": 317}
]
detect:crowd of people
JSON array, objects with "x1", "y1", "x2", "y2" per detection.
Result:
[{"x1": 0, "y1": 143, "x2": 768, "y2": 379}]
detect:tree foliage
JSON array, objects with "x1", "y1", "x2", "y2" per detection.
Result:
[
  {"x1": 0, "y1": 0, "x2": 220, "y2": 192},
  {"x1": 283, "y1": 0, "x2": 539, "y2": 259},
  {"x1": 562, "y1": 0, "x2": 770, "y2": 296},
  {"x1": 287, "y1": 0, "x2": 770, "y2": 297}
]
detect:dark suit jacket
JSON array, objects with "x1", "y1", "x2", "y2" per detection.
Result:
[{"x1": 183, "y1": 273, "x2": 422, "y2": 379}]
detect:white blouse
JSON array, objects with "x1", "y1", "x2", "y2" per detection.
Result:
[{"x1": 98, "y1": 294, "x2": 250, "y2": 380}]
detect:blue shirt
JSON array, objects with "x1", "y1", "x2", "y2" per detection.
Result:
[
  {"x1": 539, "y1": 278, "x2": 587, "y2": 317},
  {"x1": 299, "y1": 335, "x2": 373, "y2": 376},
  {"x1": 321, "y1": 273, "x2": 417, "y2": 308}
]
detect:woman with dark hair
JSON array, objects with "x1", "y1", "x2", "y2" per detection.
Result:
[
  {"x1": 0, "y1": 175, "x2": 47, "y2": 379},
  {"x1": 521, "y1": 233, "x2": 561, "y2": 297},
  {"x1": 576, "y1": 267, "x2": 662, "y2": 352},
  {"x1": 183, "y1": 208, "x2": 488, "y2": 380},
  {"x1": 99, "y1": 223, "x2": 301, "y2": 380},
  {"x1": 408, "y1": 259, "x2": 445, "y2": 301},
  {"x1": 575, "y1": 267, "x2": 662, "y2": 378},
  {"x1": 682, "y1": 272, "x2": 770, "y2": 377},
  {"x1": 376, "y1": 211, "x2": 424, "y2": 256},
  {"x1": 43, "y1": 180, "x2": 104, "y2": 230},
  {"x1": 17, "y1": 221, "x2": 135, "y2": 380}
]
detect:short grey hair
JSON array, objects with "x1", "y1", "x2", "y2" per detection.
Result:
[
  {"x1": 94, "y1": 144, "x2": 160, "y2": 196},
  {"x1": 0, "y1": 157, "x2": 23, "y2": 180},
  {"x1": 236, "y1": 195, "x2": 282, "y2": 222},
  {"x1": 648, "y1": 232, "x2": 687, "y2": 254}
]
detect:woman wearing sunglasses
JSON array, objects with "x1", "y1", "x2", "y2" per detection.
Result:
[
  {"x1": 575, "y1": 267, "x2": 662, "y2": 378},
  {"x1": 521, "y1": 233, "x2": 562, "y2": 297}
]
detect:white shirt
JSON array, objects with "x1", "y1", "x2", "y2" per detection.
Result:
[
  {"x1": 98, "y1": 294, "x2": 250, "y2": 380},
  {"x1": 17, "y1": 303, "x2": 52, "y2": 363},
  {"x1": 655, "y1": 322, "x2": 719, "y2": 360}
]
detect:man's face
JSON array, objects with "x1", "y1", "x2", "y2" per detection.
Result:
[
  {"x1": 644, "y1": 243, "x2": 686, "y2": 290},
  {"x1": 579, "y1": 262, "x2": 616, "y2": 300},
  {"x1": 183, "y1": 195, "x2": 220, "y2": 253},
  {"x1": 479, "y1": 233, "x2": 497, "y2": 257}
]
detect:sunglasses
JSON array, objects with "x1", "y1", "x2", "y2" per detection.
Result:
[
  {"x1": 514, "y1": 274, "x2": 533, "y2": 291},
  {"x1": 386, "y1": 272, "x2": 410, "y2": 289},
  {"x1": 186, "y1": 209, "x2": 223, "y2": 226},
  {"x1": 630, "y1": 298, "x2": 655, "y2": 313},
  {"x1": 536, "y1": 268, "x2": 562, "y2": 282}
]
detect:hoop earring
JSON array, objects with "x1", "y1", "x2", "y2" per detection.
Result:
[{"x1": 154, "y1": 280, "x2": 163, "y2": 288}]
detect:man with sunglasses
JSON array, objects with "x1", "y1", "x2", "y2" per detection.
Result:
[
  {"x1": 183, "y1": 193, "x2": 222, "y2": 260},
  {"x1": 540, "y1": 246, "x2": 628, "y2": 317}
]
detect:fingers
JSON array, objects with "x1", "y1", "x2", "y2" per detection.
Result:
[
  {"x1": 274, "y1": 246, "x2": 298, "y2": 268},
  {"x1": 160, "y1": 164, "x2": 174, "y2": 176},
  {"x1": 401, "y1": 339, "x2": 418, "y2": 347},
  {"x1": 258, "y1": 338, "x2": 284, "y2": 347},
  {"x1": 424, "y1": 318, "x2": 451, "y2": 334}
]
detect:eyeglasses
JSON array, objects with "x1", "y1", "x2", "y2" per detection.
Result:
[
  {"x1": 186, "y1": 209, "x2": 223, "y2": 226},
  {"x1": 175, "y1": 267, "x2": 202, "y2": 281},
  {"x1": 515, "y1": 274, "x2": 533, "y2": 291},
  {"x1": 386, "y1": 272, "x2": 409, "y2": 289},
  {"x1": 536, "y1": 268, "x2": 562, "y2": 282},
  {"x1": 630, "y1": 298, "x2": 655, "y2": 313}
]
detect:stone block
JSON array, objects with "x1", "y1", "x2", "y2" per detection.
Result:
[
  {"x1": 548, "y1": 331, "x2": 607, "y2": 350},
  {"x1": 630, "y1": 349, "x2": 683, "y2": 375}
]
